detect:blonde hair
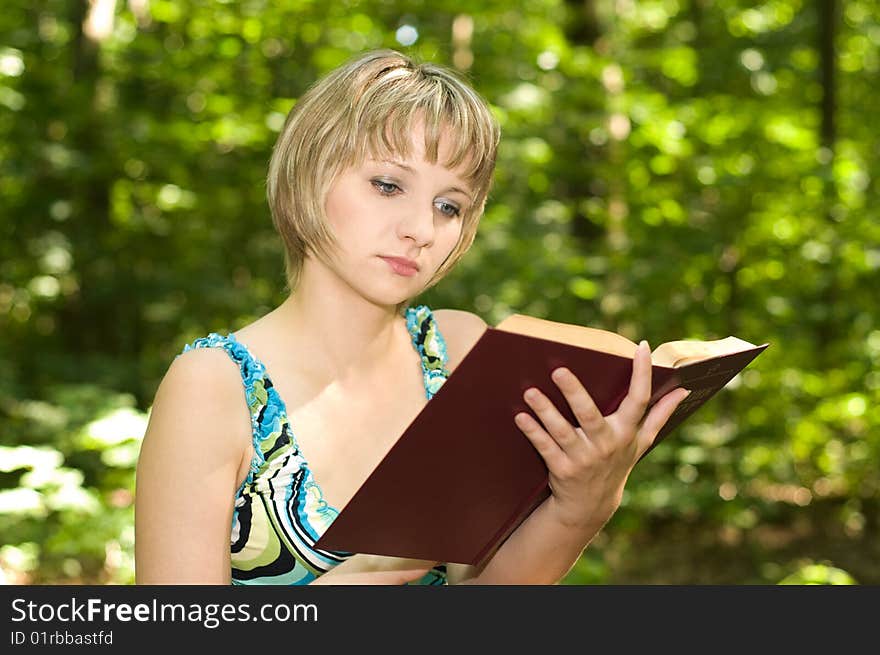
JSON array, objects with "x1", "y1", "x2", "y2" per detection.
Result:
[{"x1": 266, "y1": 49, "x2": 500, "y2": 303}]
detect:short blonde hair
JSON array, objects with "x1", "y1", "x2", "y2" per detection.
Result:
[{"x1": 266, "y1": 49, "x2": 501, "y2": 300}]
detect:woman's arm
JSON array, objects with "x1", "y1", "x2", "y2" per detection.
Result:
[{"x1": 134, "y1": 348, "x2": 252, "y2": 584}]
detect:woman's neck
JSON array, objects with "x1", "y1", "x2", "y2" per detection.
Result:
[{"x1": 266, "y1": 265, "x2": 412, "y2": 388}]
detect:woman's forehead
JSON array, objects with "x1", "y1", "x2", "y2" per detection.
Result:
[{"x1": 367, "y1": 129, "x2": 474, "y2": 174}]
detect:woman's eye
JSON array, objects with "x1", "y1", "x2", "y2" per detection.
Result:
[
  {"x1": 372, "y1": 180, "x2": 400, "y2": 195},
  {"x1": 436, "y1": 202, "x2": 461, "y2": 218}
]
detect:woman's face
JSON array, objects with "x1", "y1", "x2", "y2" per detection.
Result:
[{"x1": 321, "y1": 122, "x2": 473, "y2": 306}]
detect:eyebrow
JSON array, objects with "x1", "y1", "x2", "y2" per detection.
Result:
[{"x1": 381, "y1": 160, "x2": 473, "y2": 201}]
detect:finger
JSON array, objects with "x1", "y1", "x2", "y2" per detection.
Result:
[
  {"x1": 615, "y1": 340, "x2": 653, "y2": 427},
  {"x1": 328, "y1": 554, "x2": 438, "y2": 576},
  {"x1": 514, "y1": 410, "x2": 566, "y2": 470},
  {"x1": 635, "y1": 387, "x2": 690, "y2": 457},
  {"x1": 365, "y1": 567, "x2": 434, "y2": 586},
  {"x1": 312, "y1": 567, "x2": 433, "y2": 586},
  {"x1": 550, "y1": 367, "x2": 610, "y2": 442},
  {"x1": 521, "y1": 387, "x2": 583, "y2": 456},
  {"x1": 393, "y1": 568, "x2": 436, "y2": 585},
  {"x1": 361, "y1": 555, "x2": 439, "y2": 571}
]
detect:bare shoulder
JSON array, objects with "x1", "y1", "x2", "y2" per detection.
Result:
[
  {"x1": 140, "y1": 346, "x2": 252, "y2": 476},
  {"x1": 431, "y1": 308, "x2": 489, "y2": 372},
  {"x1": 160, "y1": 347, "x2": 249, "y2": 412}
]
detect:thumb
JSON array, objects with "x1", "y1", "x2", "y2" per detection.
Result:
[{"x1": 637, "y1": 387, "x2": 690, "y2": 456}]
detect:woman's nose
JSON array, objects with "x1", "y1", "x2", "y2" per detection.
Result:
[{"x1": 397, "y1": 200, "x2": 435, "y2": 247}]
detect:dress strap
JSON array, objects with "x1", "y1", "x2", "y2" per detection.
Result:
[{"x1": 405, "y1": 305, "x2": 451, "y2": 399}]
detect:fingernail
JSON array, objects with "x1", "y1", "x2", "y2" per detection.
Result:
[{"x1": 640, "y1": 340, "x2": 650, "y2": 351}]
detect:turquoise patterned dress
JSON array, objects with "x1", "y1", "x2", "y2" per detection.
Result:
[{"x1": 179, "y1": 304, "x2": 450, "y2": 585}]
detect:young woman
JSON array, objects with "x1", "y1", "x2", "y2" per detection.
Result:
[{"x1": 134, "y1": 49, "x2": 689, "y2": 585}]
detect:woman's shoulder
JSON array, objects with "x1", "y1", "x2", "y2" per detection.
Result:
[
  {"x1": 429, "y1": 307, "x2": 488, "y2": 339},
  {"x1": 141, "y1": 340, "x2": 253, "y2": 484},
  {"x1": 169, "y1": 339, "x2": 245, "y2": 386},
  {"x1": 427, "y1": 308, "x2": 489, "y2": 373},
  {"x1": 157, "y1": 342, "x2": 252, "y2": 426}
]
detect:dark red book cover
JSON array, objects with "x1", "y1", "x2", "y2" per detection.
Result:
[{"x1": 315, "y1": 327, "x2": 769, "y2": 566}]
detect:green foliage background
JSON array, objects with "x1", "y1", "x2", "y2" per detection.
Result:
[{"x1": 1, "y1": 0, "x2": 877, "y2": 585}]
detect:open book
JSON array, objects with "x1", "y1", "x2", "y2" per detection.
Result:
[{"x1": 315, "y1": 314, "x2": 769, "y2": 567}]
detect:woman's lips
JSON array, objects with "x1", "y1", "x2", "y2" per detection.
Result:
[{"x1": 380, "y1": 256, "x2": 419, "y2": 276}]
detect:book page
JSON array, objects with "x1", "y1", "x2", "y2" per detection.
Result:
[
  {"x1": 495, "y1": 314, "x2": 638, "y2": 358},
  {"x1": 495, "y1": 314, "x2": 758, "y2": 368},
  {"x1": 651, "y1": 336, "x2": 758, "y2": 367}
]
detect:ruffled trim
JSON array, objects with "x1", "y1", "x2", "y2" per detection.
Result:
[{"x1": 405, "y1": 305, "x2": 451, "y2": 399}]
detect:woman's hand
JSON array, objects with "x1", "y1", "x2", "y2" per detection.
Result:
[
  {"x1": 309, "y1": 554, "x2": 440, "y2": 585},
  {"x1": 514, "y1": 340, "x2": 689, "y2": 532}
]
